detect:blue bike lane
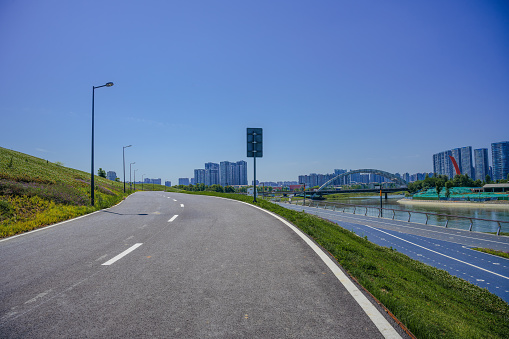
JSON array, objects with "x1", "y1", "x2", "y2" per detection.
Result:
[{"x1": 280, "y1": 203, "x2": 509, "y2": 303}]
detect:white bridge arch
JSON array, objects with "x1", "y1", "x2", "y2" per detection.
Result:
[{"x1": 317, "y1": 169, "x2": 407, "y2": 191}]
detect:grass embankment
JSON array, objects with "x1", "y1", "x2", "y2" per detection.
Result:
[
  {"x1": 173, "y1": 189, "x2": 509, "y2": 339},
  {"x1": 1, "y1": 148, "x2": 507, "y2": 337},
  {"x1": 0, "y1": 147, "x2": 130, "y2": 237},
  {"x1": 472, "y1": 248, "x2": 509, "y2": 259}
]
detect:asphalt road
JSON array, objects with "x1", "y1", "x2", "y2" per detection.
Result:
[
  {"x1": 0, "y1": 192, "x2": 408, "y2": 338},
  {"x1": 280, "y1": 202, "x2": 509, "y2": 303}
]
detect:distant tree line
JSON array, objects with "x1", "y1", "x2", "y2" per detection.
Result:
[
  {"x1": 175, "y1": 184, "x2": 280, "y2": 194},
  {"x1": 175, "y1": 184, "x2": 236, "y2": 193},
  {"x1": 408, "y1": 173, "x2": 509, "y2": 198}
]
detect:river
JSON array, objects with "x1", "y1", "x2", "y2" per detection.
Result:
[{"x1": 323, "y1": 195, "x2": 509, "y2": 234}]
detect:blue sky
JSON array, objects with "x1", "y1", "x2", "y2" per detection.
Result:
[{"x1": 1, "y1": 0, "x2": 508, "y2": 184}]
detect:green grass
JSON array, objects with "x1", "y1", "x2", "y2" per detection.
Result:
[
  {"x1": 2, "y1": 147, "x2": 508, "y2": 338},
  {"x1": 0, "y1": 147, "x2": 130, "y2": 237},
  {"x1": 472, "y1": 248, "x2": 509, "y2": 259},
  {"x1": 173, "y1": 189, "x2": 509, "y2": 339}
]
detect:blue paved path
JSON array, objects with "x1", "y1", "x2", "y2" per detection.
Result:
[{"x1": 279, "y1": 202, "x2": 509, "y2": 303}]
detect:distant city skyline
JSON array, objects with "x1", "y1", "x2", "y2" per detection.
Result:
[
  {"x1": 1, "y1": 1, "x2": 508, "y2": 185},
  {"x1": 433, "y1": 141, "x2": 509, "y2": 182}
]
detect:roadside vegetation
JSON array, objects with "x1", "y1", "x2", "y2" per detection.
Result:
[
  {"x1": 472, "y1": 247, "x2": 509, "y2": 259},
  {"x1": 1, "y1": 147, "x2": 508, "y2": 338},
  {"x1": 170, "y1": 188, "x2": 509, "y2": 339},
  {"x1": 408, "y1": 173, "x2": 509, "y2": 198},
  {"x1": 0, "y1": 147, "x2": 130, "y2": 237}
]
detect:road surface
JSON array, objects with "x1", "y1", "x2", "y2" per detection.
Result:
[{"x1": 0, "y1": 192, "x2": 408, "y2": 338}]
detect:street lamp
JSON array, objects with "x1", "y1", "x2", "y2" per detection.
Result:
[
  {"x1": 130, "y1": 162, "x2": 135, "y2": 191},
  {"x1": 377, "y1": 184, "x2": 383, "y2": 217},
  {"x1": 300, "y1": 183, "x2": 306, "y2": 206},
  {"x1": 123, "y1": 145, "x2": 132, "y2": 193},
  {"x1": 134, "y1": 169, "x2": 138, "y2": 190},
  {"x1": 91, "y1": 82, "x2": 114, "y2": 206}
]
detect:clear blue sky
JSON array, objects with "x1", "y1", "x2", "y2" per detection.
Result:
[{"x1": 1, "y1": 0, "x2": 508, "y2": 184}]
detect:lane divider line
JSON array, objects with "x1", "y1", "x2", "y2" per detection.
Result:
[
  {"x1": 362, "y1": 225, "x2": 509, "y2": 280},
  {"x1": 168, "y1": 215, "x2": 178, "y2": 222},
  {"x1": 180, "y1": 204, "x2": 184, "y2": 208},
  {"x1": 102, "y1": 243, "x2": 143, "y2": 266}
]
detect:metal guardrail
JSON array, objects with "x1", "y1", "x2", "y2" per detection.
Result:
[{"x1": 282, "y1": 199, "x2": 509, "y2": 236}]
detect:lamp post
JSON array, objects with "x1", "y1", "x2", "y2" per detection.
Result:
[
  {"x1": 300, "y1": 183, "x2": 306, "y2": 206},
  {"x1": 134, "y1": 169, "x2": 138, "y2": 191},
  {"x1": 91, "y1": 82, "x2": 114, "y2": 206},
  {"x1": 129, "y1": 162, "x2": 135, "y2": 191},
  {"x1": 123, "y1": 145, "x2": 132, "y2": 193}
]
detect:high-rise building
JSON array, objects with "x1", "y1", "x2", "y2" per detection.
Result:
[
  {"x1": 106, "y1": 171, "x2": 117, "y2": 181},
  {"x1": 179, "y1": 178, "x2": 190, "y2": 186},
  {"x1": 165, "y1": 181, "x2": 172, "y2": 187},
  {"x1": 460, "y1": 146, "x2": 474, "y2": 178},
  {"x1": 433, "y1": 150, "x2": 453, "y2": 178},
  {"x1": 194, "y1": 169, "x2": 206, "y2": 184},
  {"x1": 205, "y1": 162, "x2": 219, "y2": 186},
  {"x1": 334, "y1": 169, "x2": 347, "y2": 185},
  {"x1": 474, "y1": 148, "x2": 489, "y2": 181},
  {"x1": 220, "y1": 161, "x2": 234, "y2": 186},
  {"x1": 492, "y1": 141, "x2": 509, "y2": 181},
  {"x1": 236, "y1": 160, "x2": 248, "y2": 185},
  {"x1": 402, "y1": 173, "x2": 410, "y2": 183}
]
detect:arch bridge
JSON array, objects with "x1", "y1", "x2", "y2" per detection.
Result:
[{"x1": 318, "y1": 168, "x2": 407, "y2": 191}]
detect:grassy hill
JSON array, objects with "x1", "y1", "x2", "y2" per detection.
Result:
[
  {"x1": 2, "y1": 147, "x2": 509, "y2": 337},
  {"x1": 0, "y1": 146, "x2": 129, "y2": 237}
]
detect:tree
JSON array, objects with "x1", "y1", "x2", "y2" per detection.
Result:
[
  {"x1": 452, "y1": 174, "x2": 475, "y2": 187},
  {"x1": 485, "y1": 174, "x2": 492, "y2": 184},
  {"x1": 445, "y1": 181, "x2": 453, "y2": 198},
  {"x1": 407, "y1": 181, "x2": 422, "y2": 194},
  {"x1": 209, "y1": 184, "x2": 224, "y2": 193},
  {"x1": 435, "y1": 178, "x2": 445, "y2": 199},
  {"x1": 98, "y1": 168, "x2": 106, "y2": 178}
]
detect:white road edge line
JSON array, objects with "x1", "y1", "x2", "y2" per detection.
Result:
[
  {"x1": 228, "y1": 198, "x2": 402, "y2": 339},
  {"x1": 102, "y1": 243, "x2": 143, "y2": 266},
  {"x1": 362, "y1": 225, "x2": 509, "y2": 280},
  {"x1": 168, "y1": 215, "x2": 178, "y2": 222}
]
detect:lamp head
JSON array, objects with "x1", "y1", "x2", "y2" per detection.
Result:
[{"x1": 106, "y1": 82, "x2": 114, "y2": 87}]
